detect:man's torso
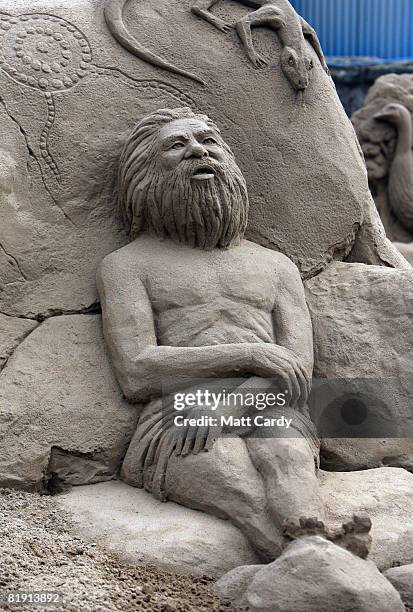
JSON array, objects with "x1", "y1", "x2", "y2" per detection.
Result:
[{"x1": 114, "y1": 235, "x2": 291, "y2": 347}]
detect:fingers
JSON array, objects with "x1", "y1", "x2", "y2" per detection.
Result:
[
  {"x1": 205, "y1": 422, "x2": 220, "y2": 452},
  {"x1": 181, "y1": 428, "x2": 196, "y2": 457},
  {"x1": 279, "y1": 352, "x2": 306, "y2": 402},
  {"x1": 144, "y1": 415, "x2": 176, "y2": 469},
  {"x1": 266, "y1": 347, "x2": 312, "y2": 408},
  {"x1": 257, "y1": 54, "x2": 269, "y2": 68},
  {"x1": 182, "y1": 422, "x2": 210, "y2": 456},
  {"x1": 174, "y1": 419, "x2": 220, "y2": 457},
  {"x1": 181, "y1": 419, "x2": 208, "y2": 456},
  {"x1": 250, "y1": 53, "x2": 269, "y2": 69},
  {"x1": 192, "y1": 423, "x2": 210, "y2": 455},
  {"x1": 262, "y1": 353, "x2": 298, "y2": 406},
  {"x1": 284, "y1": 363, "x2": 300, "y2": 408},
  {"x1": 174, "y1": 406, "x2": 219, "y2": 457},
  {"x1": 289, "y1": 359, "x2": 311, "y2": 408},
  {"x1": 175, "y1": 425, "x2": 218, "y2": 457},
  {"x1": 155, "y1": 429, "x2": 177, "y2": 473},
  {"x1": 256, "y1": 352, "x2": 293, "y2": 399},
  {"x1": 290, "y1": 361, "x2": 309, "y2": 408},
  {"x1": 275, "y1": 368, "x2": 293, "y2": 404},
  {"x1": 174, "y1": 420, "x2": 190, "y2": 456}
]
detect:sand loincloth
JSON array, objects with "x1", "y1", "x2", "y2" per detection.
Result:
[{"x1": 121, "y1": 378, "x2": 320, "y2": 501}]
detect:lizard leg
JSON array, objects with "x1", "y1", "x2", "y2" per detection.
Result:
[
  {"x1": 191, "y1": 0, "x2": 232, "y2": 33},
  {"x1": 235, "y1": 6, "x2": 285, "y2": 69},
  {"x1": 299, "y1": 16, "x2": 329, "y2": 73}
]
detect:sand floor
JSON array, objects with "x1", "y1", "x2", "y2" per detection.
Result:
[{"x1": 0, "y1": 488, "x2": 237, "y2": 611}]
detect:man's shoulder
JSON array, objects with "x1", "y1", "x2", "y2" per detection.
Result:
[
  {"x1": 241, "y1": 239, "x2": 301, "y2": 274},
  {"x1": 98, "y1": 244, "x2": 131, "y2": 277},
  {"x1": 98, "y1": 236, "x2": 156, "y2": 281}
]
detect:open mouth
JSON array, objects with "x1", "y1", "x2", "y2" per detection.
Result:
[{"x1": 191, "y1": 165, "x2": 216, "y2": 181}]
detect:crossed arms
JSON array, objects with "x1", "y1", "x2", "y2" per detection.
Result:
[{"x1": 97, "y1": 250, "x2": 314, "y2": 409}]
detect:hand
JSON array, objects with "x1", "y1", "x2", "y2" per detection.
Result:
[
  {"x1": 250, "y1": 345, "x2": 311, "y2": 409},
  {"x1": 173, "y1": 407, "x2": 222, "y2": 457}
]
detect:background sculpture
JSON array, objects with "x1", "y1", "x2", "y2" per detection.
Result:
[
  {"x1": 375, "y1": 103, "x2": 413, "y2": 234},
  {"x1": 352, "y1": 73, "x2": 413, "y2": 263}
]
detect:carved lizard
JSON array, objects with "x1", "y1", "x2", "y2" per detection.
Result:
[
  {"x1": 191, "y1": 0, "x2": 329, "y2": 91},
  {"x1": 104, "y1": 0, "x2": 205, "y2": 84}
]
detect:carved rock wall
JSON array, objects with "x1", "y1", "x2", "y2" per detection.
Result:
[
  {"x1": 0, "y1": 313, "x2": 37, "y2": 369},
  {"x1": 0, "y1": 314, "x2": 138, "y2": 490},
  {"x1": 320, "y1": 468, "x2": 413, "y2": 571},
  {"x1": 305, "y1": 262, "x2": 413, "y2": 471}
]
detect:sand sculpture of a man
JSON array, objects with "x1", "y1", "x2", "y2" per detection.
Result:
[{"x1": 98, "y1": 107, "x2": 325, "y2": 560}]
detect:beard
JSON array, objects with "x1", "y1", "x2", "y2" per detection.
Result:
[{"x1": 130, "y1": 156, "x2": 249, "y2": 250}]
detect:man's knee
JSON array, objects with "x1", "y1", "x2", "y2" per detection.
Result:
[
  {"x1": 247, "y1": 436, "x2": 317, "y2": 472},
  {"x1": 165, "y1": 437, "x2": 267, "y2": 513}
]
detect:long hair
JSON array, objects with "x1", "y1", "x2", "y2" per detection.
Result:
[{"x1": 118, "y1": 107, "x2": 244, "y2": 241}]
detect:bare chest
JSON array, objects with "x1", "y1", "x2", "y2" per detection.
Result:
[
  {"x1": 141, "y1": 254, "x2": 277, "y2": 346},
  {"x1": 143, "y1": 257, "x2": 276, "y2": 314}
]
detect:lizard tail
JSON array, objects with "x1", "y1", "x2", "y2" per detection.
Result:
[{"x1": 104, "y1": 0, "x2": 205, "y2": 85}]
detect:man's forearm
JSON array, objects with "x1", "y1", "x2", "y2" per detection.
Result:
[{"x1": 118, "y1": 343, "x2": 257, "y2": 403}]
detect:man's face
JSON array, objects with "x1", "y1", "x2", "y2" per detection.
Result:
[
  {"x1": 157, "y1": 118, "x2": 226, "y2": 180},
  {"x1": 123, "y1": 112, "x2": 249, "y2": 249}
]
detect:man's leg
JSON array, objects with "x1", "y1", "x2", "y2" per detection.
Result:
[
  {"x1": 164, "y1": 436, "x2": 284, "y2": 562},
  {"x1": 245, "y1": 435, "x2": 325, "y2": 529}
]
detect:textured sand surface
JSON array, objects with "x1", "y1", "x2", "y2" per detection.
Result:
[{"x1": 0, "y1": 488, "x2": 234, "y2": 612}]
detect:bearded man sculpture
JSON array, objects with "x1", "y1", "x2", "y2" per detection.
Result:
[{"x1": 97, "y1": 107, "x2": 323, "y2": 561}]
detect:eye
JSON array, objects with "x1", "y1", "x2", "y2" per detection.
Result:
[
  {"x1": 288, "y1": 57, "x2": 295, "y2": 66},
  {"x1": 170, "y1": 142, "x2": 185, "y2": 150},
  {"x1": 203, "y1": 137, "x2": 217, "y2": 145},
  {"x1": 308, "y1": 60, "x2": 314, "y2": 70}
]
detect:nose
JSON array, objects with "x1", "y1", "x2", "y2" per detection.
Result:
[{"x1": 184, "y1": 140, "x2": 209, "y2": 159}]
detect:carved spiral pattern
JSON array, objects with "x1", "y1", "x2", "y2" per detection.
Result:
[{"x1": 0, "y1": 13, "x2": 92, "y2": 92}]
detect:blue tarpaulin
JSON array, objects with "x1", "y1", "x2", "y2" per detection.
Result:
[{"x1": 291, "y1": 0, "x2": 413, "y2": 62}]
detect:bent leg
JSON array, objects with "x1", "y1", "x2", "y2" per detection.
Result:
[
  {"x1": 246, "y1": 435, "x2": 324, "y2": 529},
  {"x1": 191, "y1": 0, "x2": 232, "y2": 33},
  {"x1": 235, "y1": 6, "x2": 285, "y2": 68},
  {"x1": 164, "y1": 437, "x2": 283, "y2": 562}
]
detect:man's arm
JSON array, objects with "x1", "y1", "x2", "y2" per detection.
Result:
[
  {"x1": 272, "y1": 255, "x2": 314, "y2": 383},
  {"x1": 98, "y1": 252, "x2": 263, "y2": 403}
]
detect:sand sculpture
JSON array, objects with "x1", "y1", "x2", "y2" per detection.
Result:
[
  {"x1": 352, "y1": 74, "x2": 413, "y2": 263},
  {"x1": 0, "y1": 1, "x2": 412, "y2": 607}
]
